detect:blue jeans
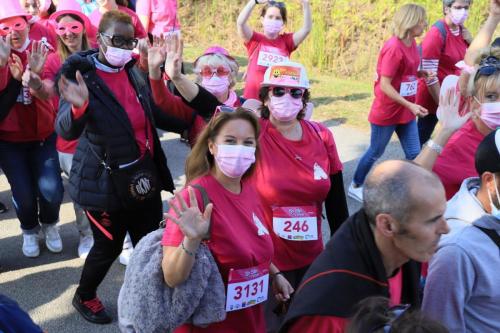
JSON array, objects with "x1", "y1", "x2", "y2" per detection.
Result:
[
  {"x1": 353, "y1": 120, "x2": 421, "y2": 186},
  {"x1": 0, "y1": 134, "x2": 64, "y2": 234}
]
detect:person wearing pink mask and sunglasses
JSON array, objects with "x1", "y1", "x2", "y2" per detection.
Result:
[
  {"x1": 237, "y1": 0, "x2": 312, "y2": 100},
  {"x1": 22, "y1": 0, "x2": 94, "y2": 259}
]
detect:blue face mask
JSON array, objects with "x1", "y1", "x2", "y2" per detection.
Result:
[{"x1": 487, "y1": 174, "x2": 500, "y2": 219}]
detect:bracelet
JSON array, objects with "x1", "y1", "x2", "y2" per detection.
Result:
[
  {"x1": 272, "y1": 271, "x2": 284, "y2": 279},
  {"x1": 426, "y1": 139, "x2": 443, "y2": 155},
  {"x1": 181, "y1": 240, "x2": 196, "y2": 257}
]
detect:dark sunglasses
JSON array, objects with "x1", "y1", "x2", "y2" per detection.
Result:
[
  {"x1": 100, "y1": 32, "x2": 138, "y2": 49},
  {"x1": 370, "y1": 304, "x2": 410, "y2": 333},
  {"x1": 475, "y1": 56, "x2": 500, "y2": 82},
  {"x1": 270, "y1": 86, "x2": 304, "y2": 99},
  {"x1": 268, "y1": 1, "x2": 286, "y2": 8}
]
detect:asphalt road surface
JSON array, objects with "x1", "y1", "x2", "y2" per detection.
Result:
[{"x1": 0, "y1": 124, "x2": 404, "y2": 332}]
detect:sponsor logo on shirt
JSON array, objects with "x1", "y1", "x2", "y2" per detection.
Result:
[
  {"x1": 253, "y1": 213, "x2": 269, "y2": 236},
  {"x1": 313, "y1": 163, "x2": 328, "y2": 180}
]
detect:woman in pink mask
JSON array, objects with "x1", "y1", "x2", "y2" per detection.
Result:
[
  {"x1": 23, "y1": 0, "x2": 94, "y2": 259},
  {"x1": 416, "y1": 0, "x2": 472, "y2": 146},
  {"x1": 433, "y1": 47, "x2": 500, "y2": 199},
  {"x1": 237, "y1": 0, "x2": 311, "y2": 100}
]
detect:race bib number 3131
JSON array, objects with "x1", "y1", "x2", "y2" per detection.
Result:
[{"x1": 226, "y1": 263, "x2": 269, "y2": 312}]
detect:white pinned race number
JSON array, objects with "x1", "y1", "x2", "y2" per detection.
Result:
[
  {"x1": 272, "y1": 206, "x2": 319, "y2": 241},
  {"x1": 226, "y1": 263, "x2": 269, "y2": 312}
]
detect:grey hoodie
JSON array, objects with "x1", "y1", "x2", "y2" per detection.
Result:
[
  {"x1": 423, "y1": 215, "x2": 500, "y2": 333},
  {"x1": 441, "y1": 177, "x2": 486, "y2": 244}
]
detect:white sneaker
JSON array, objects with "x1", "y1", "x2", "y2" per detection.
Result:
[
  {"x1": 22, "y1": 233, "x2": 40, "y2": 258},
  {"x1": 42, "y1": 224, "x2": 63, "y2": 253},
  {"x1": 78, "y1": 234, "x2": 94, "y2": 259},
  {"x1": 348, "y1": 182, "x2": 364, "y2": 203},
  {"x1": 119, "y1": 247, "x2": 133, "y2": 266}
]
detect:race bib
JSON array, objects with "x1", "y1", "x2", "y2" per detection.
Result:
[
  {"x1": 257, "y1": 51, "x2": 289, "y2": 67},
  {"x1": 226, "y1": 263, "x2": 269, "y2": 312},
  {"x1": 400, "y1": 75, "x2": 417, "y2": 97},
  {"x1": 272, "y1": 206, "x2": 318, "y2": 241}
]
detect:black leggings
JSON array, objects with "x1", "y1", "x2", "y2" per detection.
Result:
[{"x1": 76, "y1": 194, "x2": 163, "y2": 300}]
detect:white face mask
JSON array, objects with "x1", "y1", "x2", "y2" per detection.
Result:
[
  {"x1": 214, "y1": 144, "x2": 256, "y2": 178},
  {"x1": 450, "y1": 7, "x2": 469, "y2": 26}
]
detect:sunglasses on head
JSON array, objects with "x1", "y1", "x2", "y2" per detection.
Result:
[
  {"x1": 370, "y1": 304, "x2": 411, "y2": 333},
  {"x1": 199, "y1": 66, "x2": 231, "y2": 78},
  {"x1": 475, "y1": 56, "x2": 500, "y2": 81},
  {"x1": 0, "y1": 17, "x2": 27, "y2": 36},
  {"x1": 268, "y1": 1, "x2": 286, "y2": 8},
  {"x1": 100, "y1": 32, "x2": 138, "y2": 49},
  {"x1": 55, "y1": 21, "x2": 84, "y2": 36},
  {"x1": 270, "y1": 86, "x2": 304, "y2": 99}
]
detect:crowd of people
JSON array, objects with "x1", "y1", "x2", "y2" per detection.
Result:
[{"x1": 0, "y1": 0, "x2": 499, "y2": 332}]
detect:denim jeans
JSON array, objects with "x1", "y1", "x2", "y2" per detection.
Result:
[
  {"x1": 0, "y1": 134, "x2": 64, "y2": 234},
  {"x1": 417, "y1": 113, "x2": 439, "y2": 146},
  {"x1": 353, "y1": 120, "x2": 421, "y2": 186}
]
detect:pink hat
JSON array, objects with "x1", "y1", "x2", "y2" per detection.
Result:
[
  {"x1": 194, "y1": 45, "x2": 237, "y2": 67},
  {"x1": 49, "y1": 0, "x2": 90, "y2": 30},
  {"x1": 0, "y1": 0, "x2": 32, "y2": 22}
]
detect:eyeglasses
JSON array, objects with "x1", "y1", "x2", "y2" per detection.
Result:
[
  {"x1": 0, "y1": 17, "x2": 27, "y2": 36},
  {"x1": 475, "y1": 56, "x2": 500, "y2": 82},
  {"x1": 270, "y1": 86, "x2": 304, "y2": 99},
  {"x1": 55, "y1": 21, "x2": 84, "y2": 36},
  {"x1": 370, "y1": 304, "x2": 411, "y2": 333},
  {"x1": 268, "y1": 1, "x2": 286, "y2": 8},
  {"x1": 100, "y1": 32, "x2": 138, "y2": 49},
  {"x1": 199, "y1": 66, "x2": 231, "y2": 78}
]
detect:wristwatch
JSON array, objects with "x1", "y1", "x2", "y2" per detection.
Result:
[{"x1": 426, "y1": 139, "x2": 443, "y2": 155}]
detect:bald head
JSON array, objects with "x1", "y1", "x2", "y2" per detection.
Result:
[{"x1": 363, "y1": 160, "x2": 443, "y2": 224}]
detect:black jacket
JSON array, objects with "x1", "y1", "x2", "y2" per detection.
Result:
[
  {"x1": 280, "y1": 209, "x2": 421, "y2": 331},
  {"x1": 55, "y1": 50, "x2": 179, "y2": 212}
]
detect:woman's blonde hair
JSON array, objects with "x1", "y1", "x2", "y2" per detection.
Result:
[
  {"x1": 56, "y1": 14, "x2": 90, "y2": 62},
  {"x1": 194, "y1": 54, "x2": 239, "y2": 89},
  {"x1": 466, "y1": 46, "x2": 500, "y2": 100},
  {"x1": 393, "y1": 4, "x2": 426, "y2": 40},
  {"x1": 185, "y1": 108, "x2": 260, "y2": 183}
]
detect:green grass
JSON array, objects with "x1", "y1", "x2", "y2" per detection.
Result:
[{"x1": 183, "y1": 44, "x2": 373, "y2": 130}]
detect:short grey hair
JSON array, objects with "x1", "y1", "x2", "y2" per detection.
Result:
[
  {"x1": 443, "y1": 0, "x2": 472, "y2": 7},
  {"x1": 363, "y1": 161, "x2": 440, "y2": 225}
]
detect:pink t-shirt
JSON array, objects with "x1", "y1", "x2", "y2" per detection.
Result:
[
  {"x1": 243, "y1": 31, "x2": 296, "y2": 99},
  {"x1": 89, "y1": 5, "x2": 147, "y2": 39},
  {"x1": 135, "y1": 0, "x2": 180, "y2": 36},
  {"x1": 252, "y1": 119, "x2": 343, "y2": 271},
  {"x1": 433, "y1": 120, "x2": 484, "y2": 199},
  {"x1": 368, "y1": 36, "x2": 420, "y2": 126},
  {"x1": 96, "y1": 68, "x2": 153, "y2": 156},
  {"x1": 162, "y1": 174, "x2": 274, "y2": 333}
]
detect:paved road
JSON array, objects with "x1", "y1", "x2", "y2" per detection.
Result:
[{"x1": 0, "y1": 124, "x2": 404, "y2": 332}]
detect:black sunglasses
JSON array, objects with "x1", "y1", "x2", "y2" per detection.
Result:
[
  {"x1": 268, "y1": 1, "x2": 286, "y2": 8},
  {"x1": 100, "y1": 32, "x2": 138, "y2": 49},
  {"x1": 475, "y1": 56, "x2": 500, "y2": 82},
  {"x1": 270, "y1": 86, "x2": 304, "y2": 99}
]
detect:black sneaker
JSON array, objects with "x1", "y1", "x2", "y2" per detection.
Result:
[
  {"x1": 72, "y1": 293, "x2": 112, "y2": 324},
  {"x1": 0, "y1": 201, "x2": 8, "y2": 214}
]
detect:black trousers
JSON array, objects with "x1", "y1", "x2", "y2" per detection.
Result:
[{"x1": 76, "y1": 194, "x2": 163, "y2": 300}]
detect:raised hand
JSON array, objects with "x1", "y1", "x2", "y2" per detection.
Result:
[
  {"x1": 22, "y1": 68, "x2": 42, "y2": 91},
  {"x1": 165, "y1": 186, "x2": 213, "y2": 241},
  {"x1": 437, "y1": 86, "x2": 471, "y2": 132},
  {"x1": 164, "y1": 34, "x2": 183, "y2": 81},
  {"x1": 490, "y1": 0, "x2": 500, "y2": 18},
  {"x1": 0, "y1": 36, "x2": 12, "y2": 67},
  {"x1": 58, "y1": 70, "x2": 89, "y2": 108},
  {"x1": 27, "y1": 40, "x2": 48, "y2": 74},
  {"x1": 8, "y1": 54, "x2": 24, "y2": 81},
  {"x1": 148, "y1": 35, "x2": 167, "y2": 76}
]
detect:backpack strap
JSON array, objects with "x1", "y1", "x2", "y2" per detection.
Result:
[
  {"x1": 433, "y1": 20, "x2": 448, "y2": 53},
  {"x1": 191, "y1": 184, "x2": 212, "y2": 240},
  {"x1": 475, "y1": 225, "x2": 500, "y2": 248}
]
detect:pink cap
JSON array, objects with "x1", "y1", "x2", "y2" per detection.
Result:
[
  {"x1": 49, "y1": 0, "x2": 90, "y2": 30},
  {"x1": 0, "y1": 0, "x2": 32, "y2": 22},
  {"x1": 194, "y1": 45, "x2": 236, "y2": 67}
]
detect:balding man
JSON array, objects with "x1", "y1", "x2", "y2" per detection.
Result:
[{"x1": 279, "y1": 160, "x2": 450, "y2": 333}]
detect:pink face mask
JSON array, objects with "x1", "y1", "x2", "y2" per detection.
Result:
[
  {"x1": 263, "y1": 18, "x2": 283, "y2": 35},
  {"x1": 450, "y1": 8, "x2": 469, "y2": 26},
  {"x1": 268, "y1": 94, "x2": 303, "y2": 122},
  {"x1": 202, "y1": 75, "x2": 230, "y2": 98},
  {"x1": 479, "y1": 101, "x2": 500, "y2": 130},
  {"x1": 215, "y1": 144, "x2": 256, "y2": 178}
]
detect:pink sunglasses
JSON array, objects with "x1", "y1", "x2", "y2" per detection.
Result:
[{"x1": 55, "y1": 21, "x2": 84, "y2": 36}]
